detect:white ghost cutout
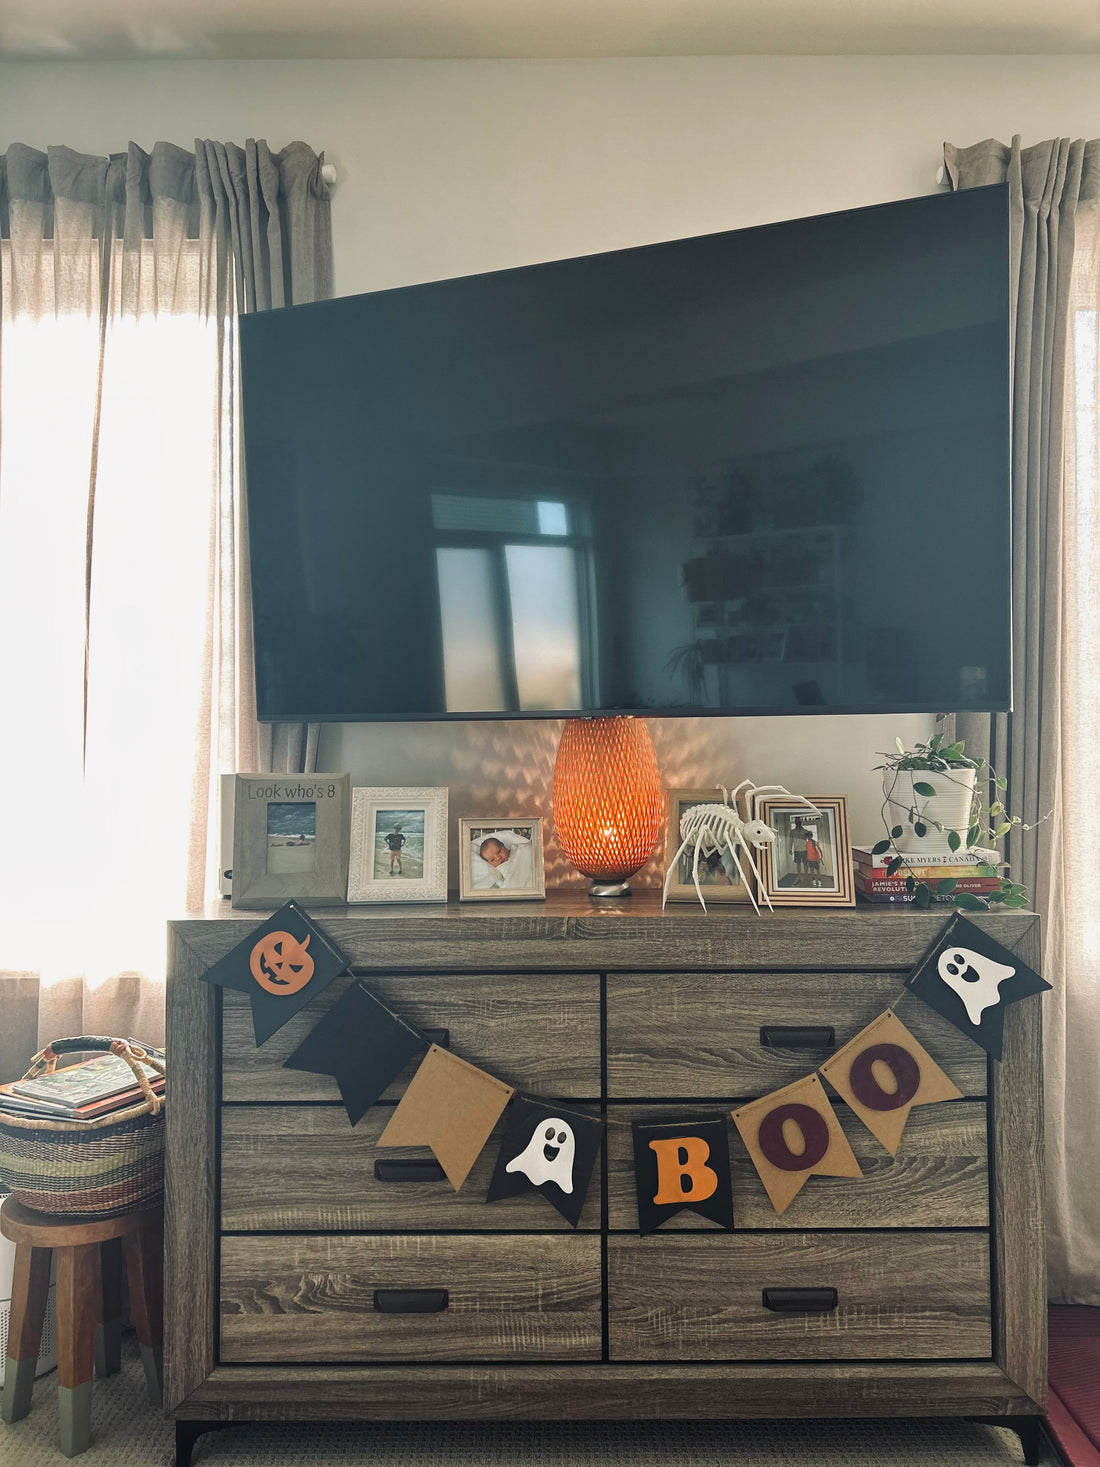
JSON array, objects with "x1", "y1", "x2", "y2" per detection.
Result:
[
  {"x1": 505, "y1": 1118, "x2": 576, "y2": 1193},
  {"x1": 936, "y1": 945, "x2": 1016, "y2": 1025}
]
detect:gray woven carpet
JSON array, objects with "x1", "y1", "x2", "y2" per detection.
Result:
[{"x1": 3, "y1": 1337, "x2": 1059, "y2": 1466}]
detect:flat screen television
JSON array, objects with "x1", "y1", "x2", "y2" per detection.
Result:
[{"x1": 239, "y1": 184, "x2": 1010, "y2": 723}]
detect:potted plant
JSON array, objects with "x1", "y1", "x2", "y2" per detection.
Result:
[{"x1": 873, "y1": 732, "x2": 1032, "y2": 910}]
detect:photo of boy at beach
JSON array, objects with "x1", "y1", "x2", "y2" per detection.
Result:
[
  {"x1": 265, "y1": 802, "x2": 317, "y2": 875},
  {"x1": 373, "y1": 807, "x2": 425, "y2": 880}
]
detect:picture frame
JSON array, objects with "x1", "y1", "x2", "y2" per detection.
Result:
[
  {"x1": 347, "y1": 787, "x2": 448, "y2": 904},
  {"x1": 663, "y1": 788, "x2": 757, "y2": 904},
  {"x1": 231, "y1": 774, "x2": 351, "y2": 909},
  {"x1": 754, "y1": 793, "x2": 855, "y2": 907},
  {"x1": 458, "y1": 818, "x2": 546, "y2": 902}
]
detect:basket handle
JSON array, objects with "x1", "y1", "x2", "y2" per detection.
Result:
[{"x1": 24, "y1": 1036, "x2": 166, "y2": 1114}]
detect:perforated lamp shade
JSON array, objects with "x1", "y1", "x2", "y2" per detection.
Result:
[{"x1": 552, "y1": 716, "x2": 665, "y2": 894}]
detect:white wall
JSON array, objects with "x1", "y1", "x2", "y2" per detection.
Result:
[{"x1": 4, "y1": 54, "x2": 1096, "y2": 882}]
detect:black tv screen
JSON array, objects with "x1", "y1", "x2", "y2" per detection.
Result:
[{"x1": 239, "y1": 185, "x2": 1010, "y2": 722}]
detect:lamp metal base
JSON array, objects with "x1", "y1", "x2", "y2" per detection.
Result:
[{"x1": 588, "y1": 881, "x2": 632, "y2": 898}]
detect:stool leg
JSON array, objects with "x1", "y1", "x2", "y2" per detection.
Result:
[
  {"x1": 123, "y1": 1215, "x2": 163, "y2": 1406},
  {"x1": 95, "y1": 1237, "x2": 123, "y2": 1378},
  {"x1": 56, "y1": 1241, "x2": 100, "y2": 1458},
  {"x1": 1, "y1": 1242, "x2": 51, "y2": 1424}
]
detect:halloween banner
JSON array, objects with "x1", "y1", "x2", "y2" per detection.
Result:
[
  {"x1": 905, "y1": 914, "x2": 1051, "y2": 1061},
  {"x1": 818, "y1": 1008, "x2": 963, "y2": 1156},
  {"x1": 197, "y1": 900, "x2": 348, "y2": 1046},
  {"x1": 631, "y1": 1115, "x2": 735, "y2": 1234},
  {"x1": 283, "y1": 979, "x2": 428, "y2": 1125},
  {"x1": 486, "y1": 1097, "x2": 605, "y2": 1227},
  {"x1": 732, "y1": 1074, "x2": 862, "y2": 1216},
  {"x1": 377, "y1": 1045, "x2": 514, "y2": 1191}
]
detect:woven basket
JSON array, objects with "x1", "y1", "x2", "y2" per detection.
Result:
[{"x1": 0, "y1": 1036, "x2": 165, "y2": 1219}]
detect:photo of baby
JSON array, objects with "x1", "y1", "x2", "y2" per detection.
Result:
[{"x1": 459, "y1": 818, "x2": 545, "y2": 901}]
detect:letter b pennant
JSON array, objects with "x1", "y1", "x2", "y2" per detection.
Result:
[{"x1": 631, "y1": 1115, "x2": 734, "y2": 1234}]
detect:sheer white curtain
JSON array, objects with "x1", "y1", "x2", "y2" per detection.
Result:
[
  {"x1": 0, "y1": 141, "x2": 331, "y2": 1074},
  {"x1": 1050, "y1": 197, "x2": 1100, "y2": 1303}
]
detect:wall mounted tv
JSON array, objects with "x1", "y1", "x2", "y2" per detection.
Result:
[{"x1": 239, "y1": 184, "x2": 1010, "y2": 723}]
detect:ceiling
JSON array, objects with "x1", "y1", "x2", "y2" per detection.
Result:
[{"x1": 3, "y1": 0, "x2": 1100, "y2": 62}]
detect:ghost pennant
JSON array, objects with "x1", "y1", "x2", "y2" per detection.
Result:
[
  {"x1": 198, "y1": 900, "x2": 349, "y2": 1046},
  {"x1": 905, "y1": 914, "x2": 1051, "y2": 1061},
  {"x1": 487, "y1": 1097, "x2": 605, "y2": 1227},
  {"x1": 819, "y1": 1008, "x2": 962, "y2": 1156},
  {"x1": 377, "y1": 1046, "x2": 514, "y2": 1191},
  {"x1": 631, "y1": 1115, "x2": 734, "y2": 1234},
  {"x1": 732, "y1": 1074, "x2": 862, "y2": 1216},
  {"x1": 283, "y1": 979, "x2": 428, "y2": 1125}
]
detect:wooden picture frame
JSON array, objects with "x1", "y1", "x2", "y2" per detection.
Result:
[
  {"x1": 458, "y1": 818, "x2": 545, "y2": 902},
  {"x1": 755, "y1": 793, "x2": 855, "y2": 907},
  {"x1": 663, "y1": 788, "x2": 756, "y2": 904},
  {"x1": 347, "y1": 787, "x2": 448, "y2": 903},
  {"x1": 231, "y1": 774, "x2": 351, "y2": 909}
]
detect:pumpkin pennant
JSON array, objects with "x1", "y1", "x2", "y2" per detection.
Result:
[
  {"x1": 284, "y1": 979, "x2": 428, "y2": 1125},
  {"x1": 198, "y1": 900, "x2": 349, "y2": 1046}
]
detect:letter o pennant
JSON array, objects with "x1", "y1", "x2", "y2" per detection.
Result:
[
  {"x1": 733, "y1": 1075, "x2": 861, "y2": 1216},
  {"x1": 819, "y1": 1009, "x2": 962, "y2": 1156}
]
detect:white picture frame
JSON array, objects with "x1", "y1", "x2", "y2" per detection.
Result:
[
  {"x1": 347, "y1": 787, "x2": 448, "y2": 904},
  {"x1": 458, "y1": 818, "x2": 546, "y2": 902}
]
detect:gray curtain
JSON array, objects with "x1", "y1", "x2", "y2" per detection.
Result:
[
  {"x1": 945, "y1": 135, "x2": 1100, "y2": 1302},
  {"x1": 0, "y1": 139, "x2": 331, "y2": 1074}
]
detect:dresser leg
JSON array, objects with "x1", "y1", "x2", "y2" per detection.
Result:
[
  {"x1": 175, "y1": 1420, "x2": 233, "y2": 1467},
  {"x1": 972, "y1": 1415, "x2": 1046, "y2": 1466}
]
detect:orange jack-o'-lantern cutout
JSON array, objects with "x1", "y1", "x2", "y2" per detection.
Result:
[{"x1": 249, "y1": 931, "x2": 314, "y2": 995}]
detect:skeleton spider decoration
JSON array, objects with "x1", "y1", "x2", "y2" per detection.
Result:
[{"x1": 662, "y1": 782, "x2": 823, "y2": 915}]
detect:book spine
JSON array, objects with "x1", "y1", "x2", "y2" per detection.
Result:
[
  {"x1": 854, "y1": 862, "x2": 999, "y2": 879},
  {"x1": 855, "y1": 877, "x2": 1001, "y2": 894},
  {"x1": 856, "y1": 890, "x2": 989, "y2": 905}
]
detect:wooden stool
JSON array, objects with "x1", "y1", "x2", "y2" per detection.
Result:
[{"x1": 1, "y1": 1198, "x2": 163, "y2": 1457}]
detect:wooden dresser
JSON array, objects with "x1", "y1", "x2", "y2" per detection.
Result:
[{"x1": 165, "y1": 897, "x2": 1047, "y2": 1466}]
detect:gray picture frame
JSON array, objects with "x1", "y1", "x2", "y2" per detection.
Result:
[{"x1": 231, "y1": 774, "x2": 351, "y2": 909}]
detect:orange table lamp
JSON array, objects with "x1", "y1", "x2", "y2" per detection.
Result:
[{"x1": 552, "y1": 716, "x2": 664, "y2": 897}]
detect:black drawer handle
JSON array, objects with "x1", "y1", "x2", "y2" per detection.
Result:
[
  {"x1": 422, "y1": 1028, "x2": 450, "y2": 1048},
  {"x1": 374, "y1": 1159, "x2": 447, "y2": 1184},
  {"x1": 762, "y1": 1287, "x2": 838, "y2": 1313},
  {"x1": 759, "y1": 1025, "x2": 836, "y2": 1051},
  {"x1": 373, "y1": 1289, "x2": 449, "y2": 1314}
]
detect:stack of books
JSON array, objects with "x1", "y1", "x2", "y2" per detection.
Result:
[
  {"x1": 853, "y1": 845, "x2": 1002, "y2": 904},
  {"x1": 0, "y1": 1050, "x2": 165, "y2": 1122}
]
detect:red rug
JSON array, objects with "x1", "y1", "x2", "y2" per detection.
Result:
[{"x1": 1047, "y1": 1306, "x2": 1100, "y2": 1467}]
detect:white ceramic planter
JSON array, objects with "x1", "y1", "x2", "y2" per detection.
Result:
[{"x1": 882, "y1": 766, "x2": 978, "y2": 855}]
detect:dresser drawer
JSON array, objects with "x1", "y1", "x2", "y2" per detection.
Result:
[
  {"x1": 221, "y1": 1104, "x2": 602, "y2": 1232},
  {"x1": 222, "y1": 971, "x2": 601, "y2": 1102},
  {"x1": 220, "y1": 1234, "x2": 602, "y2": 1362},
  {"x1": 607, "y1": 1232, "x2": 991, "y2": 1361},
  {"x1": 606, "y1": 1102, "x2": 988, "y2": 1230},
  {"x1": 605, "y1": 973, "x2": 986, "y2": 1098}
]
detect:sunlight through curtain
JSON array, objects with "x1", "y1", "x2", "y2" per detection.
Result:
[{"x1": 0, "y1": 140, "x2": 332, "y2": 1072}]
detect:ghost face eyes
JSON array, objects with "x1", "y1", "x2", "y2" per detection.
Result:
[{"x1": 945, "y1": 952, "x2": 978, "y2": 982}]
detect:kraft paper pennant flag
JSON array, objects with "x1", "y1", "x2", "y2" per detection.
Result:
[
  {"x1": 283, "y1": 979, "x2": 428, "y2": 1125},
  {"x1": 631, "y1": 1115, "x2": 734, "y2": 1234},
  {"x1": 905, "y1": 914, "x2": 1051, "y2": 1061},
  {"x1": 819, "y1": 1009, "x2": 963, "y2": 1155},
  {"x1": 486, "y1": 1097, "x2": 605, "y2": 1228},
  {"x1": 377, "y1": 1046, "x2": 514, "y2": 1191},
  {"x1": 198, "y1": 900, "x2": 349, "y2": 1046},
  {"x1": 732, "y1": 1074, "x2": 862, "y2": 1216}
]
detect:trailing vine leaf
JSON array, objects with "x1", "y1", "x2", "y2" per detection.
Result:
[
  {"x1": 937, "y1": 877, "x2": 957, "y2": 894},
  {"x1": 947, "y1": 830, "x2": 961, "y2": 852},
  {"x1": 913, "y1": 781, "x2": 937, "y2": 797},
  {"x1": 914, "y1": 821, "x2": 927, "y2": 838},
  {"x1": 914, "y1": 884, "x2": 932, "y2": 908},
  {"x1": 886, "y1": 856, "x2": 903, "y2": 876},
  {"x1": 905, "y1": 875, "x2": 915, "y2": 893},
  {"x1": 890, "y1": 825, "x2": 903, "y2": 839},
  {"x1": 954, "y1": 892, "x2": 986, "y2": 911},
  {"x1": 871, "y1": 839, "x2": 892, "y2": 855}
]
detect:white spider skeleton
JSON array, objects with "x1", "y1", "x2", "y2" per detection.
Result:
[{"x1": 662, "y1": 782, "x2": 823, "y2": 915}]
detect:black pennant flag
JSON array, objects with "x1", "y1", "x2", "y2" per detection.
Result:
[
  {"x1": 198, "y1": 901, "x2": 348, "y2": 1046},
  {"x1": 631, "y1": 1115, "x2": 735, "y2": 1235},
  {"x1": 284, "y1": 979, "x2": 428, "y2": 1124},
  {"x1": 905, "y1": 913, "x2": 1050, "y2": 1061},
  {"x1": 486, "y1": 1096, "x2": 605, "y2": 1228}
]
